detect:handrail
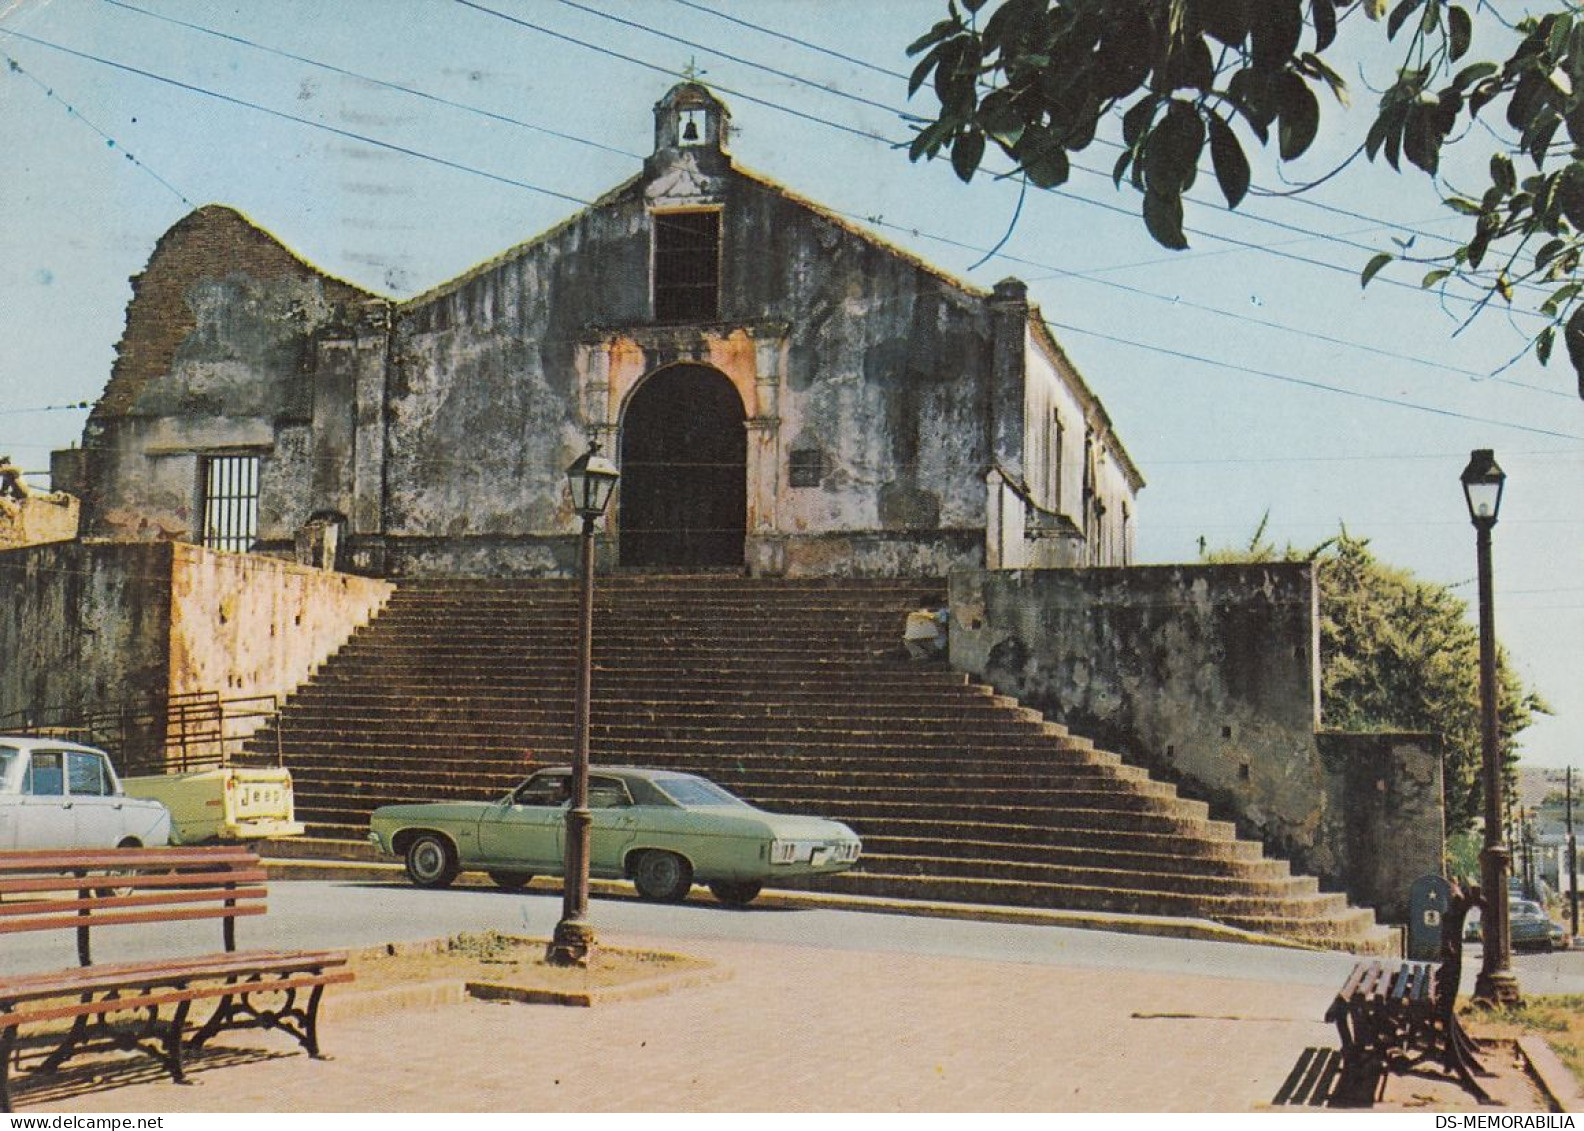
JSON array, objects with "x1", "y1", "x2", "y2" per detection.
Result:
[{"x1": 0, "y1": 692, "x2": 281, "y2": 773}]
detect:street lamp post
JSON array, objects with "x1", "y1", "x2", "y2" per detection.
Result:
[
  {"x1": 547, "y1": 441, "x2": 620, "y2": 967},
  {"x1": 1462, "y1": 448, "x2": 1521, "y2": 1007}
]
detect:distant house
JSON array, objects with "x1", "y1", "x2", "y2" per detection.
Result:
[{"x1": 53, "y1": 82, "x2": 1141, "y2": 578}]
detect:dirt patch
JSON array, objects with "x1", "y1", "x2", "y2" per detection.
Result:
[
  {"x1": 1463, "y1": 995, "x2": 1584, "y2": 1095},
  {"x1": 345, "y1": 931, "x2": 718, "y2": 1004}
]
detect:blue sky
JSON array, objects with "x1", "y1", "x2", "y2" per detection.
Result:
[{"x1": 1, "y1": 0, "x2": 1579, "y2": 769}]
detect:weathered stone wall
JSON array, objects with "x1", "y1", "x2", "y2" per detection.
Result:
[
  {"x1": 76, "y1": 206, "x2": 377, "y2": 545},
  {"x1": 950, "y1": 566, "x2": 1339, "y2": 870},
  {"x1": 165, "y1": 543, "x2": 392, "y2": 716},
  {"x1": 1316, "y1": 732, "x2": 1444, "y2": 922},
  {"x1": 0, "y1": 492, "x2": 80, "y2": 549},
  {"x1": 0, "y1": 541, "x2": 390, "y2": 747},
  {"x1": 948, "y1": 566, "x2": 1445, "y2": 915},
  {"x1": 0, "y1": 542, "x2": 175, "y2": 722}
]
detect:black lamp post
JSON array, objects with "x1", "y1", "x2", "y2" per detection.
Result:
[
  {"x1": 547, "y1": 441, "x2": 620, "y2": 967},
  {"x1": 1462, "y1": 448, "x2": 1520, "y2": 1006}
]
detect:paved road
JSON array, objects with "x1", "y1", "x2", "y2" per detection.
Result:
[
  {"x1": 17, "y1": 878, "x2": 1373, "y2": 983},
  {"x1": 18, "y1": 879, "x2": 1584, "y2": 993}
]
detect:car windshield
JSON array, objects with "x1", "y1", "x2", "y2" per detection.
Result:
[
  {"x1": 0, "y1": 747, "x2": 16, "y2": 792},
  {"x1": 654, "y1": 776, "x2": 748, "y2": 808},
  {"x1": 1512, "y1": 901, "x2": 1543, "y2": 917}
]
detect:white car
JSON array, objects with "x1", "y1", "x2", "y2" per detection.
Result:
[{"x1": 0, "y1": 736, "x2": 171, "y2": 850}]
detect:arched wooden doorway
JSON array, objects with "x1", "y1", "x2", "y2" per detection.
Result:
[{"x1": 619, "y1": 364, "x2": 746, "y2": 568}]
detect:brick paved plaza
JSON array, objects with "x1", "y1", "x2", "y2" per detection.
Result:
[{"x1": 15, "y1": 932, "x2": 1553, "y2": 1113}]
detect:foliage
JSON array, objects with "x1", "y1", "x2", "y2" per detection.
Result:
[
  {"x1": 1202, "y1": 522, "x2": 1548, "y2": 835},
  {"x1": 1444, "y1": 828, "x2": 1482, "y2": 884},
  {"x1": 904, "y1": 0, "x2": 1584, "y2": 396}
]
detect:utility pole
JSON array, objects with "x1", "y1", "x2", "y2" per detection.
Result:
[{"x1": 1569, "y1": 765, "x2": 1579, "y2": 940}]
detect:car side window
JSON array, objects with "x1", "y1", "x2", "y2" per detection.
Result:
[
  {"x1": 515, "y1": 774, "x2": 568, "y2": 807},
  {"x1": 24, "y1": 752, "x2": 65, "y2": 796},
  {"x1": 66, "y1": 752, "x2": 112, "y2": 797},
  {"x1": 587, "y1": 776, "x2": 632, "y2": 809}
]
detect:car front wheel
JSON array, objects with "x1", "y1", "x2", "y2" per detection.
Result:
[
  {"x1": 487, "y1": 870, "x2": 534, "y2": 891},
  {"x1": 632, "y1": 850, "x2": 693, "y2": 902},
  {"x1": 405, "y1": 833, "x2": 459, "y2": 889},
  {"x1": 708, "y1": 880, "x2": 762, "y2": 907}
]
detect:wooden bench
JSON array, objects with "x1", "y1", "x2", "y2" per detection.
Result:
[
  {"x1": 1325, "y1": 884, "x2": 1493, "y2": 1106},
  {"x1": 0, "y1": 846, "x2": 352, "y2": 1111}
]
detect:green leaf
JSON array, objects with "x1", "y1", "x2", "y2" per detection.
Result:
[
  {"x1": 1490, "y1": 153, "x2": 1516, "y2": 195},
  {"x1": 1277, "y1": 74, "x2": 1320, "y2": 160},
  {"x1": 1361, "y1": 251, "x2": 1393, "y2": 287},
  {"x1": 1387, "y1": 0, "x2": 1425, "y2": 41},
  {"x1": 1422, "y1": 268, "x2": 1451, "y2": 287},
  {"x1": 1564, "y1": 304, "x2": 1584, "y2": 378},
  {"x1": 1251, "y1": 0, "x2": 1304, "y2": 68},
  {"x1": 951, "y1": 129, "x2": 986, "y2": 182},
  {"x1": 1448, "y1": 6, "x2": 1472, "y2": 60},
  {"x1": 1537, "y1": 325, "x2": 1556, "y2": 365},
  {"x1": 1451, "y1": 62, "x2": 1498, "y2": 91},
  {"x1": 1207, "y1": 112, "x2": 1251, "y2": 208},
  {"x1": 1142, "y1": 188, "x2": 1189, "y2": 250},
  {"x1": 1311, "y1": 0, "x2": 1338, "y2": 51}
]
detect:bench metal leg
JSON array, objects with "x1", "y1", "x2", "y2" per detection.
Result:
[
  {"x1": 1, "y1": 1023, "x2": 16, "y2": 1114},
  {"x1": 190, "y1": 975, "x2": 329, "y2": 1058}
]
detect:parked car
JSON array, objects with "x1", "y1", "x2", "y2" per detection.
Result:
[
  {"x1": 1509, "y1": 900, "x2": 1567, "y2": 952},
  {"x1": 0, "y1": 736, "x2": 171, "y2": 850},
  {"x1": 369, "y1": 765, "x2": 862, "y2": 906},
  {"x1": 1463, "y1": 901, "x2": 1568, "y2": 951}
]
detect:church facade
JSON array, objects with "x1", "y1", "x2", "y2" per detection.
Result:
[{"x1": 54, "y1": 83, "x2": 1142, "y2": 579}]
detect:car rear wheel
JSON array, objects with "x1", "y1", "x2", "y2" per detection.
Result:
[
  {"x1": 487, "y1": 870, "x2": 534, "y2": 891},
  {"x1": 632, "y1": 850, "x2": 692, "y2": 902},
  {"x1": 708, "y1": 880, "x2": 762, "y2": 907},
  {"x1": 404, "y1": 833, "x2": 459, "y2": 889}
]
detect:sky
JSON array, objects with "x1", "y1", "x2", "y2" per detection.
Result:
[{"x1": 0, "y1": 0, "x2": 1579, "y2": 769}]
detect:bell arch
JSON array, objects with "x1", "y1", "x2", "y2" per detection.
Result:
[{"x1": 618, "y1": 364, "x2": 747, "y2": 568}]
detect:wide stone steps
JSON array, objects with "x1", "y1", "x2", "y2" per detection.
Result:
[
  {"x1": 820, "y1": 870, "x2": 1350, "y2": 924},
  {"x1": 253, "y1": 576, "x2": 1392, "y2": 951},
  {"x1": 853, "y1": 851, "x2": 1322, "y2": 901},
  {"x1": 859, "y1": 835, "x2": 1293, "y2": 881}
]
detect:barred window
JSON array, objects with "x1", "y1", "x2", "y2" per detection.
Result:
[
  {"x1": 201, "y1": 454, "x2": 260, "y2": 553},
  {"x1": 653, "y1": 210, "x2": 720, "y2": 322}
]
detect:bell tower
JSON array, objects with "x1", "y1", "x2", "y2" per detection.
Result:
[{"x1": 648, "y1": 81, "x2": 730, "y2": 177}]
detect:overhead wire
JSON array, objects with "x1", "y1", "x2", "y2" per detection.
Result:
[
  {"x1": 0, "y1": 12, "x2": 1576, "y2": 443},
  {"x1": 66, "y1": 0, "x2": 1566, "y2": 385}
]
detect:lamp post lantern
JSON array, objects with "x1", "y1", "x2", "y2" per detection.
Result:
[
  {"x1": 547, "y1": 441, "x2": 619, "y2": 967},
  {"x1": 1462, "y1": 449, "x2": 1521, "y2": 1006}
]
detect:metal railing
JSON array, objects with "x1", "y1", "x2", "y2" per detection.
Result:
[{"x1": 0, "y1": 691, "x2": 282, "y2": 774}]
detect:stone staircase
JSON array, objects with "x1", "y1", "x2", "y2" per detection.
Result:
[{"x1": 252, "y1": 576, "x2": 1393, "y2": 951}]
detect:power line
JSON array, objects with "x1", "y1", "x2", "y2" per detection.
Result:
[
  {"x1": 665, "y1": 0, "x2": 1478, "y2": 257},
  {"x1": 452, "y1": 0, "x2": 1547, "y2": 318},
  {"x1": 93, "y1": 0, "x2": 1530, "y2": 391},
  {"x1": 2, "y1": 21, "x2": 1573, "y2": 439},
  {"x1": 0, "y1": 28, "x2": 596, "y2": 210},
  {"x1": 1040, "y1": 316, "x2": 1584, "y2": 442},
  {"x1": 0, "y1": 49, "x2": 194, "y2": 207},
  {"x1": 97, "y1": 0, "x2": 643, "y2": 161}
]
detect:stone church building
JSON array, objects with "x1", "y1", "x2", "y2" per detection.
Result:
[{"x1": 52, "y1": 82, "x2": 1142, "y2": 580}]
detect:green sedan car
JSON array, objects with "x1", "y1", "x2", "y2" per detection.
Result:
[{"x1": 368, "y1": 765, "x2": 862, "y2": 906}]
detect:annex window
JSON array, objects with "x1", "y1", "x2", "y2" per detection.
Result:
[
  {"x1": 789, "y1": 448, "x2": 824, "y2": 488},
  {"x1": 653, "y1": 209, "x2": 720, "y2": 322},
  {"x1": 201, "y1": 454, "x2": 260, "y2": 554}
]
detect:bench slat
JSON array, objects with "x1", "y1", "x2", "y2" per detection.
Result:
[
  {"x1": 0, "y1": 902, "x2": 268, "y2": 936},
  {"x1": 0, "y1": 868, "x2": 267, "y2": 898},
  {"x1": 0, "y1": 848, "x2": 257, "y2": 872},
  {"x1": 0, "y1": 970, "x2": 356, "y2": 1028},
  {"x1": 0, "y1": 949, "x2": 349, "y2": 999},
  {"x1": 0, "y1": 886, "x2": 269, "y2": 922}
]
